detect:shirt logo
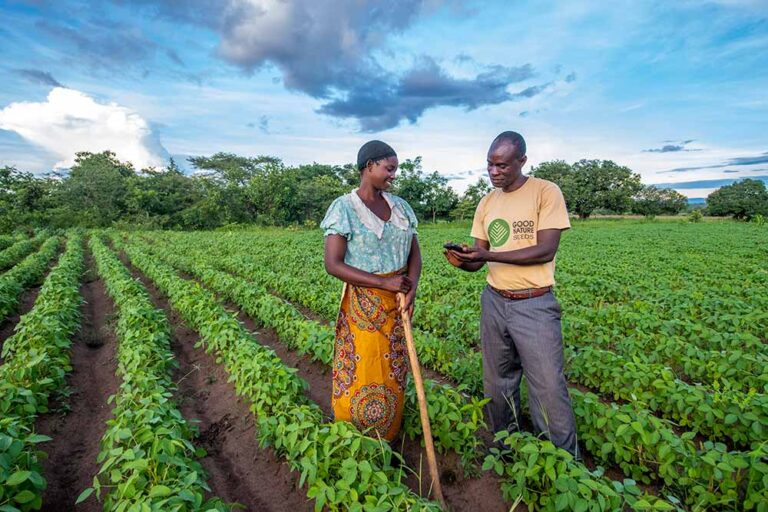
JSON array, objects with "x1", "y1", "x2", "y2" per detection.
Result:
[{"x1": 488, "y1": 218, "x2": 510, "y2": 247}]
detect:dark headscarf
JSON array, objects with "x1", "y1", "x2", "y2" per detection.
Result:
[{"x1": 357, "y1": 140, "x2": 397, "y2": 170}]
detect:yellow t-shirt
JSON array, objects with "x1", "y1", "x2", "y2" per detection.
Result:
[{"x1": 470, "y1": 177, "x2": 570, "y2": 290}]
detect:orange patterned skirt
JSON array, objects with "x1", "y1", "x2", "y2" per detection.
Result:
[{"x1": 332, "y1": 275, "x2": 408, "y2": 441}]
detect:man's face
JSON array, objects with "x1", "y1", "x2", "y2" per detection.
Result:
[{"x1": 486, "y1": 142, "x2": 527, "y2": 190}]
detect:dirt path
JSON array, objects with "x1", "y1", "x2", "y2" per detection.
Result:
[
  {"x1": 112, "y1": 243, "x2": 510, "y2": 511},
  {"x1": 119, "y1": 252, "x2": 313, "y2": 511},
  {"x1": 36, "y1": 254, "x2": 120, "y2": 512},
  {"x1": 232, "y1": 306, "x2": 511, "y2": 512}
]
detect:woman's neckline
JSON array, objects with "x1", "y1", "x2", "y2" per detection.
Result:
[{"x1": 354, "y1": 189, "x2": 392, "y2": 222}]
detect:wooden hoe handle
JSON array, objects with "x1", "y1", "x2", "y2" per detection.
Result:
[{"x1": 397, "y1": 293, "x2": 448, "y2": 511}]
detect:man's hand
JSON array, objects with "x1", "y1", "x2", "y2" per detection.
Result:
[
  {"x1": 452, "y1": 245, "x2": 491, "y2": 263},
  {"x1": 443, "y1": 249, "x2": 463, "y2": 268}
]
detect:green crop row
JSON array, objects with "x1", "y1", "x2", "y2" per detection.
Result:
[
  {"x1": 122, "y1": 233, "x2": 488, "y2": 468},
  {"x1": 562, "y1": 306, "x2": 767, "y2": 393},
  {"x1": 178, "y1": 232, "x2": 767, "y2": 448},
  {"x1": 567, "y1": 345, "x2": 767, "y2": 448},
  {"x1": 129, "y1": 233, "x2": 680, "y2": 511},
  {"x1": 0, "y1": 233, "x2": 47, "y2": 273},
  {"x1": 220, "y1": 227, "x2": 768, "y2": 367},
  {"x1": 0, "y1": 234, "x2": 84, "y2": 512},
  {"x1": 114, "y1": 235, "x2": 441, "y2": 511},
  {"x1": 85, "y1": 236, "x2": 228, "y2": 510},
  {"x1": 139, "y1": 231, "x2": 768, "y2": 510},
  {"x1": 0, "y1": 237, "x2": 61, "y2": 324},
  {"x1": 0, "y1": 234, "x2": 25, "y2": 252}
]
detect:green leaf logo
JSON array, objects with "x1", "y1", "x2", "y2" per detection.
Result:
[{"x1": 488, "y1": 219, "x2": 510, "y2": 247}]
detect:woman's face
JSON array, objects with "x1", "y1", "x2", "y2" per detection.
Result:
[{"x1": 365, "y1": 156, "x2": 399, "y2": 190}]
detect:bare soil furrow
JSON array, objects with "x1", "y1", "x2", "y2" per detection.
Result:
[
  {"x1": 119, "y1": 251, "x2": 313, "y2": 512},
  {"x1": 37, "y1": 253, "x2": 120, "y2": 511}
]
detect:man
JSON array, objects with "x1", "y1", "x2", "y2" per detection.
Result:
[{"x1": 444, "y1": 131, "x2": 578, "y2": 457}]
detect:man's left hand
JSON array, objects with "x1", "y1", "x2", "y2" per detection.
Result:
[{"x1": 451, "y1": 246, "x2": 491, "y2": 263}]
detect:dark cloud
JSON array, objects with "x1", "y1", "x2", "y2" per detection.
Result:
[
  {"x1": 166, "y1": 48, "x2": 185, "y2": 66},
  {"x1": 13, "y1": 69, "x2": 63, "y2": 87},
  {"x1": 319, "y1": 57, "x2": 540, "y2": 132},
  {"x1": 644, "y1": 139, "x2": 699, "y2": 153},
  {"x1": 723, "y1": 169, "x2": 740, "y2": 173},
  {"x1": 33, "y1": 11, "x2": 194, "y2": 81},
  {"x1": 112, "y1": 0, "x2": 541, "y2": 131},
  {"x1": 565, "y1": 72, "x2": 577, "y2": 83},
  {"x1": 36, "y1": 19, "x2": 156, "y2": 69},
  {"x1": 660, "y1": 152, "x2": 768, "y2": 173},
  {"x1": 454, "y1": 53, "x2": 474, "y2": 64},
  {"x1": 519, "y1": 111, "x2": 530, "y2": 118},
  {"x1": 246, "y1": 115, "x2": 270, "y2": 134},
  {"x1": 654, "y1": 176, "x2": 768, "y2": 189},
  {"x1": 509, "y1": 82, "x2": 551, "y2": 99}
]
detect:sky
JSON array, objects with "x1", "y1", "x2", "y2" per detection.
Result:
[{"x1": 0, "y1": 0, "x2": 766, "y2": 198}]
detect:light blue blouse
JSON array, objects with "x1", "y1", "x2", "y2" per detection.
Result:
[{"x1": 320, "y1": 192, "x2": 418, "y2": 274}]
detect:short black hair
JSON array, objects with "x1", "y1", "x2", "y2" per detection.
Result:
[
  {"x1": 357, "y1": 140, "x2": 397, "y2": 170},
  {"x1": 492, "y1": 131, "x2": 526, "y2": 160}
]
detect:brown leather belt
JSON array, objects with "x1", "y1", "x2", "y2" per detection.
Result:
[{"x1": 490, "y1": 285, "x2": 552, "y2": 300}]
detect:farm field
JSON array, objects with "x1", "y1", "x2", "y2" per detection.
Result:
[{"x1": 0, "y1": 220, "x2": 766, "y2": 511}]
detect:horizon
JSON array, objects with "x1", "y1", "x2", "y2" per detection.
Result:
[{"x1": 1, "y1": 1, "x2": 766, "y2": 198}]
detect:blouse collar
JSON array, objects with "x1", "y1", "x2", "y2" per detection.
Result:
[{"x1": 348, "y1": 188, "x2": 410, "y2": 239}]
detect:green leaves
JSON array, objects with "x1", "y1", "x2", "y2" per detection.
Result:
[
  {"x1": 114, "y1": 234, "x2": 440, "y2": 511},
  {"x1": 0, "y1": 234, "x2": 84, "y2": 512},
  {"x1": 88, "y1": 236, "x2": 228, "y2": 511}
]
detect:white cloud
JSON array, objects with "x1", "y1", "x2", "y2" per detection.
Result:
[{"x1": 0, "y1": 87, "x2": 167, "y2": 169}]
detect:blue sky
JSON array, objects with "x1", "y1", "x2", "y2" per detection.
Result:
[{"x1": 0, "y1": 0, "x2": 766, "y2": 198}]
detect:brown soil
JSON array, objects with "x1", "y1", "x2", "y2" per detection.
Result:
[
  {"x1": 230, "y1": 303, "x2": 512, "y2": 512},
  {"x1": 114, "y1": 242, "x2": 511, "y2": 511},
  {"x1": 120, "y1": 252, "x2": 313, "y2": 511},
  {"x1": 36, "y1": 254, "x2": 120, "y2": 511}
]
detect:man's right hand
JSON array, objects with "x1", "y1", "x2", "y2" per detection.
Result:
[
  {"x1": 381, "y1": 275, "x2": 413, "y2": 293},
  {"x1": 444, "y1": 250, "x2": 463, "y2": 268}
]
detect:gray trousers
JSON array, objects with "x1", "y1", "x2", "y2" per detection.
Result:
[{"x1": 480, "y1": 285, "x2": 579, "y2": 457}]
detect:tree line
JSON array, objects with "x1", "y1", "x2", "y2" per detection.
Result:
[{"x1": 1, "y1": 150, "x2": 764, "y2": 232}]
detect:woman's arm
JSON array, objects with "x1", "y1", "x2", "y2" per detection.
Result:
[
  {"x1": 324, "y1": 234, "x2": 412, "y2": 293},
  {"x1": 403, "y1": 235, "x2": 422, "y2": 317}
]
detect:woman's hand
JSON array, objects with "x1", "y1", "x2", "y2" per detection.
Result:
[
  {"x1": 381, "y1": 275, "x2": 413, "y2": 293},
  {"x1": 402, "y1": 288, "x2": 416, "y2": 318}
]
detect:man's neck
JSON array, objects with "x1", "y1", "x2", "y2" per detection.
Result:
[{"x1": 502, "y1": 174, "x2": 528, "y2": 193}]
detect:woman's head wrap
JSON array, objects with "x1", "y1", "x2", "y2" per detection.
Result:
[{"x1": 357, "y1": 140, "x2": 397, "y2": 170}]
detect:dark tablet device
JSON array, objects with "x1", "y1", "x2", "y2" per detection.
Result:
[{"x1": 443, "y1": 242, "x2": 468, "y2": 252}]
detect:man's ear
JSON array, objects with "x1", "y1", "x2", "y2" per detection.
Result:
[{"x1": 520, "y1": 155, "x2": 528, "y2": 167}]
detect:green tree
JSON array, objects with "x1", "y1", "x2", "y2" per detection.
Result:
[
  {"x1": 54, "y1": 151, "x2": 135, "y2": 227},
  {"x1": 452, "y1": 177, "x2": 491, "y2": 221},
  {"x1": 706, "y1": 179, "x2": 768, "y2": 220},
  {"x1": 0, "y1": 166, "x2": 55, "y2": 232},
  {"x1": 631, "y1": 186, "x2": 688, "y2": 217},
  {"x1": 532, "y1": 159, "x2": 642, "y2": 218},
  {"x1": 246, "y1": 162, "x2": 349, "y2": 225},
  {"x1": 125, "y1": 158, "x2": 201, "y2": 228},
  {"x1": 393, "y1": 157, "x2": 458, "y2": 222},
  {"x1": 188, "y1": 152, "x2": 283, "y2": 224}
]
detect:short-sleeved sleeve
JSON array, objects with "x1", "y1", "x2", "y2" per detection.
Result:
[
  {"x1": 538, "y1": 183, "x2": 571, "y2": 230},
  {"x1": 470, "y1": 194, "x2": 490, "y2": 241},
  {"x1": 320, "y1": 196, "x2": 353, "y2": 239},
  {"x1": 399, "y1": 199, "x2": 419, "y2": 233}
]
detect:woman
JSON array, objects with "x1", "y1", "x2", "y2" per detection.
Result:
[{"x1": 321, "y1": 140, "x2": 421, "y2": 441}]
